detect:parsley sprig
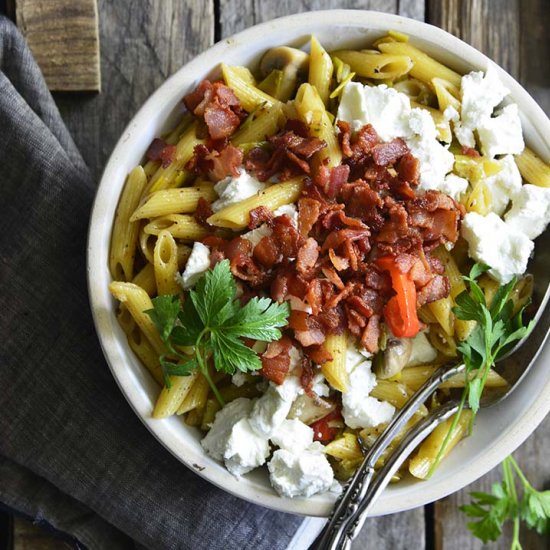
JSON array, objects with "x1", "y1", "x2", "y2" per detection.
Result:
[
  {"x1": 145, "y1": 259, "x2": 290, "y2": 405},
  {"x1": 430, "y1": 263, "x2": 535, "y2": 475},
  {"x1": 461, "y1": 455, "x2": 550, "y2": 548}
]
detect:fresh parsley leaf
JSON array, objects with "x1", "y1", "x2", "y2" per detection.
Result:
[
  {"x1": 144, "y1": 260, "x2": 290, "y2": 405},
  {"x1": 462, "y1": 455, "x2": 550, "y2": 547},
  {"x1": 224, "y1": 298, "x2": 290, "y2": 341},
  {"x1": 146, "y1": 295, "x2": 181, "y2": 341},
  {"x1": 469, "y1": 262, "x2": 490, "y2": 281},
  {"x1": 468, "y1": 377, "x2": 482, "y2": 414}
]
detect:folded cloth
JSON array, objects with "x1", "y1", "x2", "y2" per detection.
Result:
[{"x1": 0, "y1": 16, "x2": 303, "y2": 550}]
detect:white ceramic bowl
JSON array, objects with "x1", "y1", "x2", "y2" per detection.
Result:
[{"x1": 88, "y1": 10, "x2": 550, "y2": 517}]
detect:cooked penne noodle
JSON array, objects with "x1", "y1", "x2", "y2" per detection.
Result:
[
  {"x1": 395, "y1": 78, "x2": 435, "y2": 105},
  {"x1": 431, "y1": 77, "x2": 461, "y2": 113},
  {"x1": 153, "y1": 371, "x2": 199, "y2": 419},
  {"x1": 110, "y1": 166, "x2": 148, "y2": 281},
  {"x1": 465, "y1": 181, "x2": 492, "y2": 215},
  {"x1": 309, "y1": 36, "x2": 334, "y2": 105},
  {"x1": 325, "y1": 433, "x2": 363, "y2": 461},
  {"x1": 127, "y1": 325, "x2": 164, "y2": 386},
  {"x1": 177, "y1": 244, "x2": 192, "y2": 270},
  {"x1": 427, "y1": 295, "x2": 454, "y2": 337},
  {"x1": 131, "y1": 184, "x2": 216, "y2": 221},
  {"x1": 207, "y1": 178, "x2": 303, "y2": 229},
  {"x1": 295, "y1": 83, "x2": 342, "y2": 168},
  {"x1": 429, "y1": 324, "x2": 457, "y2": 357},
  {"x1": 147, "y1": 123, "x2": 204, "y2": 193},
  {"x1": 411, "y1": 101, "x2": 452, "y2": 143},
  {"x1": 139, "y1": 226, "x2": 156, "y2": 265},
  {"x1": 201, "y1": 397, "x2": 222, "y2": 431},
  {"x1": 109, "y1": 282, "x2": 164, "y2": 354},
  {"x1": 177, "y1": 373, "x2": 210, "y2": 415},
  {"x1": 371, "y1": 380, "x2": 426, "y2": 414},
  {"x1": 409, "y1": 410, "x2": 472, "y2": 479},
  {"x1": 231, "y1": 103, "x2": 285, "y2": 145},
  {"x1": 131, "y1": 263, "x2": 157, "y2": 297},
  {"x1": 153, "y1": 230, "x2": 180, "y2": 296},
  {"x1": 222, "y1": 64, "x2": 279, "y2": 112},
  {"x1": 321, "y1": 333, "x2": 349, "y2": 392},
  {"x1": 400, "y1": 365, "x2": 508, "y2": 392},
  {"x1": 515, "y1": 147, "x2": 550, "y2": 187},
  {"x1": 378, "y1": 42, "x2": 462, "y2": 89},
  {"x1": 144, "y1": 214, "x2": 209, "y2": 241},
  {"x1": 331, "y1": 50, "x2": 413, "y2": 81}
]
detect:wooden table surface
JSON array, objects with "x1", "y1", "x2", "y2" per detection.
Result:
[{"x1": 4, "y1": 1, "x2": 550, "y2": 549}]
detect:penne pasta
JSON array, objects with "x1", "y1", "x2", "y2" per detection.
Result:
[
  {"x1": 143, "y1": 214, "x2": 209, "y2": 241},
  {"x1": 131, "y1": 263, "x2": 157, "y2": 297},
  {"x1": 231, "y1": 103, "x2": 285, "y2": 145},
  {"x1": 409, "y1": 410, "x2": 472, "y2": 479},
  {"x1": 177, "y1": 373, "x2": 210, "y2": 415},
  {"x1": 153, "y1": 230, "x2": 181, "y2": 296},
  {"x1": 153, "y1": 371, "x2": 199, "y2": 419},
  {"x1": 331, "y1": 50, "x2": 413, "y2": 81},
  {"x1": 325, "y1": 433, "x2": 363, "y2": 461},
  {"x1": 515, "y1": 147, "x2": 550, "y2": 187},
  {"x1": 321, "y1": 333, "x2": 349, "y2": 393},
  {"x1": 427, "y1": 295, "x2": 454, "y2": 337},
  {"x1": 309, "y1": 36, "x2": 334, "y2": 105},
  {"x1": 127, "y1": 326, "x2": 164, "y2": 386},
  {"x1": 131, "y1": 184, "x2": 217, "y2": 221},
  {"x1": 378, "y1": 42, "x2": 462, "y2": 89},
  {"x1": 222, "y1": 64, "x2": 280, "y2": 112},
  {"x1": 108, "y1": 282, "x2": 164, "y2": 354},
  {"x1": 110, "y1": 166, "x2": 148, "y2": 281},
  {"x1": 431, "y1": 77, "x2": 461, "y2": 113},
  {"x1": 207, "y1": 178, "x2": 303, "y2": 229}
]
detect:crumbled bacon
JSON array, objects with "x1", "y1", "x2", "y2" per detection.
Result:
[
  {"x1": 417, "y1": 274, "x2": 450, "y2": 306},
  {"x1": 300, "y1": 357, "x2": 316, "y2": 396},
  {"x1": 461, "y1": 145, "x2": 480, "y2": 157},
  {"x1": 186, "y1": 143, "x2": 243, "y2": 182},
  {"x1": 248, "y1": 206, "x2": 273, "y2": 229},
  {"x1": 260, "y1": 336, "x2": 293, "y2": 385},
  {"x1": 194, "y1": 197, "x2": 214, "y2": 227},
  {"x1": 245, "y1": 120, "x2": 327, "y2": 181},
  {"x1": 372, "y1": 138, "x2": 409, "y2": 166},
  {"x1": 146, "y1": 138, "x2": 177, "y2": 168},
  {"x1": 183, "y1": 80, "x2": 245, "y2": 140},
  {"x1": 296, "y1": 238, "x2": 320, "y2": 274},
  {"x1": 305, "y1": 345, "x2": 333, "y2": 365}
]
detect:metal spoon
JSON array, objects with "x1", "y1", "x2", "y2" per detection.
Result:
[{"x1": 315, "y1": 261, "x2": 550, "y2": 550}]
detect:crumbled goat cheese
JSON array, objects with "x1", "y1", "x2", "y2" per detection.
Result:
[
  {"x1": 224, "y1": 417, "x2": 270, "y2": 477},
  {"x1": 201, "y1": 398, "x2": 253, "y2": 461},
  {"x1": 454, "y1": 66, "x2": 510, "y2": 149},
  {"x1": 345, "y1": 342, "x2": 372, "y2": 373},
  {"x1": 212, "y1": 169, "x2": 266, "y2": 212},
  {"x1": 178, "y1": 242, "x2": 211, "y2": 289},
  {"x1": 483, "y1": 155, "x2": 523, "y2": 216},
  {"x1": 336, "y1": 82, "x2": 453, "y2": 190},
  {"x1": 505, "y1": 184, "x2": 550, "y2": 240},
  {"x1": 461, "y1": 212, "x2": 534, "y2": 283},
  {"x1": 267, "y1": 443, "x2": 334, "y2": 498},
  {"x1": 231, "y1": 371, "x2": 248, "y2": 387},
  {"x1": 342, "y1": 359, "x2": 395, "y2": 429},
  {"x1": 436, "y1": 173, "x2": 469, "y2": 201},
  {"x1": 249, "y1": 375, "x2": 303, "y2": 438},
  {"x1": 271, "y1": 419, "x2": 314, "y2": 452},
  {"x1": 311, "y1": 373, "x2": 330, "y2": 397},
  {"x1": 407, "y1": 331, "x2": 438, "y2": 367},
  {"x1": 477, "y1": 104, "x2": 524, "y2": 158}
]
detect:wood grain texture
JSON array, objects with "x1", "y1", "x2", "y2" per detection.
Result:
[
  {"x1": 15, "y1": 0, "x2": 101, "y2": 91},
  {"x1": 428, "y1": 2, "x2": 550, "y2": 548},
  {"x1": 54, "y1": 0, "x2": 214, "y2": 181}
]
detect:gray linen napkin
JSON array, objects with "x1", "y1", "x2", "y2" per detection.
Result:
[{"x1": 0, "y1": 16, "x2": 303, "y2": 550}]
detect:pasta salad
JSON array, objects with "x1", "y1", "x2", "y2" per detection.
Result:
[{"x1": 108, "y1": 31, "x2": 550, "y2": 499}]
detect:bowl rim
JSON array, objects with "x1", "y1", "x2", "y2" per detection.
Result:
[{"x1": 87, "y1": 8, "x2": 550, "y2": 518}]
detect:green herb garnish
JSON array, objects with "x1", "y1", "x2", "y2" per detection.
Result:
[
  {"x1": 429, "y1": 263, "x2": 535, "y2": 475},
  {"x1": 146, "y1": 259, "x2": 290, "y2": 405},
  {"x1": 461, "y1": 455, "x2": 550, "y2": 548}
]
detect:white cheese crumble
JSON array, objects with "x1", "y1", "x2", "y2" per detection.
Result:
[
  {"x1": 483, "y1": 155, "x2": 522, "y2": 216},
  {"x1": 201, "y1": 398, "x2": 270, "y2": 477},
  {"x1": 477, "y1": 104, "x2": 524, "y2": 158},
  {"x1": 437, "y1": 173, "x2": 469, "y2": 201},
  {"x1": 505, "y1": 184, "x2": 550, "y2": 240},
  {"x1": 267, "y1": 443, "x2": 334, "y2": 498},
  {"x1": 342, "y1": 358, "x2": 395, "y2": 429},
  {"x1": 231, "y1": 371, "x2": 248, "y2": 387},
  {"x1": 454, "y1": 66, "x2": 510, "y2": 149},
  {"x1": 271, "y1": 419, "x2": 314, "y2": 452},
  {"x1": 461, "y1": 212, "x2": 534, "y2": 283},
  {"x1": 178, "y1": 242, "x2": 210, "y2": 289},
  {"x1": 212, "y1": 169, "x2": 266, "y2": 212}
]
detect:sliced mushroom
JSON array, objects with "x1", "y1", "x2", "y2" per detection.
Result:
[
  {"x1": 259, "y1": 47, "x2": 309, "y2": 102},
  {"x1": 288, "y1": 394, "x2": 336, "y2": 425},
  {"x1": 374, "y1": 337, "x2": 413, "y2": 379}
]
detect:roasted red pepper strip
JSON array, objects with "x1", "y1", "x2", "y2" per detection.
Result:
[
  {"x1": 376, "y1": 255, "x2": 421, "y2": 338},
  {"x1": 310, "y1": 408, "x2": 342, "y2": 444}
]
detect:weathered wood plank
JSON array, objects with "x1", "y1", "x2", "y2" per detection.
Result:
[
  {"x1": 428, "y1": 1, "x2": 550, "y2": 548},
  {"x1": 54, "y1": 0, "x2": 214, "y2": 181},
  {"x1": 15, "y1": 0, "x2": 101, "y2": 92}
]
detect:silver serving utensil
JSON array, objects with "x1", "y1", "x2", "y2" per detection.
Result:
[{"x1": 315, "y1": 263, "x2": 550, "y2": 550}]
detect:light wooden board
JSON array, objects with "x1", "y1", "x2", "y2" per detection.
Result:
[{"x1": 15, "y1": 0, "x2": 101, "y2": 92}]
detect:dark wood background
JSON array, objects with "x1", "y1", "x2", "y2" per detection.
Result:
[{"x1": 2, "y1": 1, "x2": 550, "y2": 548}]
